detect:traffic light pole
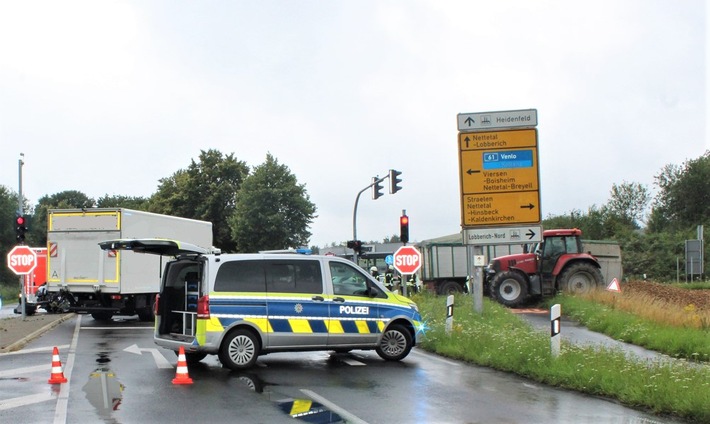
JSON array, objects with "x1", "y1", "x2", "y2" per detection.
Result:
[
  {"x1": 18, "y1": 153, "x2": 26, "y2": 319},
  {"x1": 352, "y1": 175, "x2": 389, "y2": 263}
]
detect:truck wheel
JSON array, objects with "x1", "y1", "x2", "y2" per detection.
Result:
[
  {"x1": 219, "y1": 328, "x2": 260, "y2": 370},
  {"x1": 559, "y1": 263, "x2": 604, "y2": 295},
  {"x1": 137, "y1": 308, "x2": 154, "y2": 322},
  {"x1": 91, "y1": 312, "x2": 114, "y2": 321},
  {"x1": 438, "y1": 281, "x2": 462, "y2": 295},
  {"x1": 376, "y1": 324, "x2": 413, "y2": 361},
  {"x1": 491, "y1": 271, "x2": 528, "y2": 308}
]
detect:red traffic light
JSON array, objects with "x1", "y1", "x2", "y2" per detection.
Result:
[
  {"x1": 400, "y1": 214, "x2": 409, "y2": 244},
  {"x1": 16, "y1": 216, "x2": 25, "y2": 226}
]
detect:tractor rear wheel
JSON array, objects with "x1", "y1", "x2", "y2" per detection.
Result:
[
  {"x1": 490, "y1": 271, "x2": 528, "y2": 308},
  {"x1": 558, "y1": 263, "x2": 604, "y2": 295}
]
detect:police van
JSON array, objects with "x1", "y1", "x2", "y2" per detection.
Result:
[{"x1": 99, "y1": 239, "x2": 424, "y2": 370}]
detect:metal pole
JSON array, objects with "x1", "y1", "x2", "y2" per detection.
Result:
[
  {"x1": 352, "y1": 175, "x2": 389, "y2": 264},
  {"x1": 18, "y1": 153, "x2": 26, "y2": 319},
  {"x1": 468, "y1": 244, "x2": 483, "y2": 314}
]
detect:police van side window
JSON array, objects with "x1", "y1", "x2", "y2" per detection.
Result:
[
  {"x1": 330, "y1": 262, "x2": 371, "y2": 296},
  {"x1": 214, "y1": 260, "x2": 265, "y2": 293},
  {"x1": 265, "y1": 260, "x2": 322, "y2": 294}
]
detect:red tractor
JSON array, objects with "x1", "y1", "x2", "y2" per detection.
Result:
[{"x1": 485, "y1": 229, "x2": 604, "y2": 307}]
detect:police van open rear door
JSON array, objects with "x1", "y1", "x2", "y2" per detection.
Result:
[{"x1": 99, "y1": 239, "x2": 209, "y2": 338}]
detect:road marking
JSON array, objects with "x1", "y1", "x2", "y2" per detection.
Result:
[
  {"x1": 0, "y1": 344, "x2": 70, "y2": 357},
  {"x1": 53, "y1": 314, "x2": 81, "y2": 424},
  {"x1": 0, "y1": 364, "x2": 50, "y2": 378},
  {"x1": 0, "y1": 392, "x2": 54, "y2": 411},
  {"x1": 123, "y1": 344, "x2": 173, "y2": 369},
  {"x1": 340, "y1": 358, "x2": 366, "y2": 366},
  {"x1": 81, "y1": 326, "x2": 153, "y2": 330},
  {"x1": 410, "y1": 348, "x2": 461, "y2": 366},
  {"x1": 300, "y1": 389, "x2": 369, "y2": 424}
]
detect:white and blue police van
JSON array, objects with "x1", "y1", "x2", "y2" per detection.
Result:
[{"x1": 99, "y1": 239, "x2": 424, "y2": 370}]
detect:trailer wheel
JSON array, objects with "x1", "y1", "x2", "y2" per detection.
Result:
[
  {"x1": 491, "y1": 271, "x2": 528, "y2": 308},
  {"x1": 438, "y1": 281, "x2": 463, "y2": 295},
  {"x1": 219, "y1": 328, "x2": 260, "y2": 370},
  {"x1": 559, "y1": 263, "x2": 604, "y2": 295}
]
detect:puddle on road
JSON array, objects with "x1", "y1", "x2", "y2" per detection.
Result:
[
  {"x1": 229, "y1": 371, "x2": 347, "y2": 423},
  {"x1": 82, "y1": 351, "x2": 124, "y2": 419}
]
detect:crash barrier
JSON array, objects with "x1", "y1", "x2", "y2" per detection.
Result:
[{"x1": 48, "y1": 346, "x2": 68, "y2": 384}]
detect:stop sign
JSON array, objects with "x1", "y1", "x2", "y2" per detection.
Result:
[
  {"x1": 6, "y1": 245, "x2": 38, "y2": 275},
  {"x1": 393, "y1": 246, "x2": 422, "y2": 274}
]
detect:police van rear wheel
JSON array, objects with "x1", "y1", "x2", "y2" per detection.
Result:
[
  {"x1": 376, "y1": 324, "x2": 413, "y2": 361},
  {"x1": 184, "y1": 352, "x2": 207, "y2": 364},
  {"x1": 219, "y1": 328, "x2": 260, "y2": 370}
]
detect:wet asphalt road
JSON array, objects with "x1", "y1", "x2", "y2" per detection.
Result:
[{"x1": 0, "y1": 310, "x2": 686, "y2": 424}]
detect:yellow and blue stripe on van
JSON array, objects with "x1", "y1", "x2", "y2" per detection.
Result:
[{"x1": 200, "y1": 294, "x2": 419, "y2": 339}]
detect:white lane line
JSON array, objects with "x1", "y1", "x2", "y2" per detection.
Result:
[
  {"x1": 0, "y1": 364, "x2": 50, "y2": 378},
  {"x1": 0, "y1": 344, "x2": 71, "y2": 357},
  {"x1": 300, "y1": 389, "x2": 369, "y2": 424},
  {"x1": 340, "y1": 358, "x2": 366, "y2": 366},
  {"x1": 410, "y1": 348, "x2": 462, "y2": 366},
  {"x1": 53, "y1": 314, "x2": 81, "y2": 424},
  {"x1": 0, "y1": 392, "x2": 54, "y2": 411},
  {"x1": 80, "y1": 327, "x2": 153, "y2": 330}
]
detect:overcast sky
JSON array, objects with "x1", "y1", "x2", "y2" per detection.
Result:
[{"x1": 1, "y1": 1, "x2": 707, "y2": 248}]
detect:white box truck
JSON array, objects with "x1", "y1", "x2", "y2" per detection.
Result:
[{"x1": 46, "y1": 208, "x2": 212, "y2": 321}]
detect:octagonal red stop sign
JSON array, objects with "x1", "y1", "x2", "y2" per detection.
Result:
[
  {"x1": 6, "y1": 245, "x2": 38, "y2": 275},
  {"x1": 393, "y1": 245, "x2": 422, "y2": 274}
]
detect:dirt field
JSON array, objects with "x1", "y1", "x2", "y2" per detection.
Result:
[{"x1": 624, "y1": 280, "x2": 710, "y2": 310}]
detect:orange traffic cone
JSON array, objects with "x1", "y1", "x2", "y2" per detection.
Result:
[
  {"x1": 172, "y1": 346, "x2": 193, "y2": 385},
  {"x1": 48, "y1": 346, "x2": 68, "y2": 384}
]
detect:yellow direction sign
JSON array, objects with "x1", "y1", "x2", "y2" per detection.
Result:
[{"x1": 459, "y1": 129, "x2": 540, "y2": 227}]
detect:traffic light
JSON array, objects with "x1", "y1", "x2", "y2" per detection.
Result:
[
  {"x1": 372, "y1": 177, "x2": 383, "y2": 200},
  {"x1": 400, "y1": 214, "x2": 409, "y2": 244},
  {"x1": 389, "y1": 169, "x2": 402, "y2": 194},
  {"x1": 347, "y1": 240, "x2": 363, "y2": 254},
  {"x1": 15, "y1": 214, "x2": 27, "y2": 243}
]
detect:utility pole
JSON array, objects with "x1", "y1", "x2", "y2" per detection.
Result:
[{"x1": 18, "y1": 153, "x2": 26, "y2": 319}]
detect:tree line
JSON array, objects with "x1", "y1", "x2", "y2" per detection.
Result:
[
  {"x1": 542, "y1": 150, "x2": 709, "y2": 281},
  {"x1": 1, "y1": 149, "x2": 708, "y2": 286},
  {"x1": 0, "y1": 150, "x2": 317, "y2": 286}
]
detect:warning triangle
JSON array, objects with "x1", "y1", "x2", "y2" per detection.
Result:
[{"x1": 606, "y1": 278, "x2": 621, "y2": 292}]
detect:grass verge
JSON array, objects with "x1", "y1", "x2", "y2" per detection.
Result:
[
  {"x1": 545, "y1": 293, "x2": 710, "y2": 362},
  {"x1": 414, "y1": 293, "x2": 710, "y2": 423}
]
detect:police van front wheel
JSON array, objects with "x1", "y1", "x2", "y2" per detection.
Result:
[
  {"x1": 219, "y1": 328, "x2": 260, "y2": 370},
  {"x1": 376, "y1": 324, "x2": 413, "y2": 361}
]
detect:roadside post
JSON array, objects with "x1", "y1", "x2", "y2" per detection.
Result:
[
  {"x1": 551, "y1": 304, "x2": 561, "y2": 357},
  {"x1": 445, "y1": 295, "x2": 454, "y2": 335}
]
